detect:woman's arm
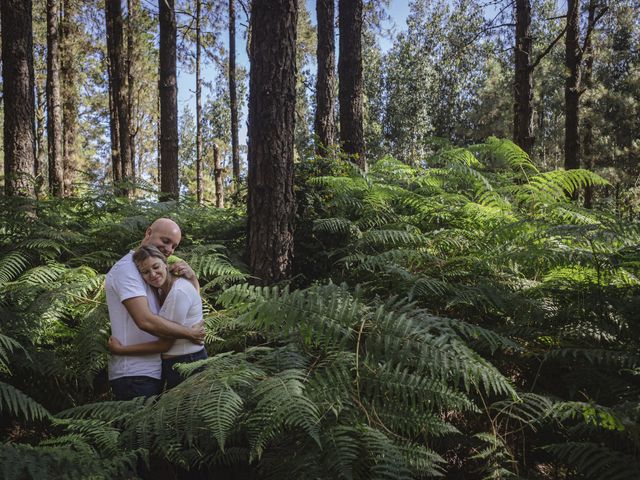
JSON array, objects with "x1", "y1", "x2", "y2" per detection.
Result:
[{"x1": 108, "y1": 335, "x2": 174, "y2": 355}]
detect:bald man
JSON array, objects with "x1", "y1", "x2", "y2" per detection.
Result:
[{"x1": 106, "y1": 218, "x2": 206, "y2": 400}]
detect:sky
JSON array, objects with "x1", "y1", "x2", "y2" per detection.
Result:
[{"x1": 176, "y1": 0, "x2": 413, "y2": 146}]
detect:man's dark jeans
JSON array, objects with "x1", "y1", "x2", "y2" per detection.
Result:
[
  {"x1": 162, "y1": 348, "x2": 208, "y2": 390},
  {"x1": 110, "y1": 375, "x2": 162, "y2": 401}
]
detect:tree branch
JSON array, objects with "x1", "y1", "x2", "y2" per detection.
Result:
[{"x1": 530, "y1": 24, "x2": 567, "y2": 71}]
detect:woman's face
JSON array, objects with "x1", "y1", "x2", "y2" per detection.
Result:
[{"x1": 136, "y1": 256, "x2": 167, "y2": 288}]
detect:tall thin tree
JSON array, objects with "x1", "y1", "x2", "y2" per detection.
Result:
[
  {"x1": 564, "y1": 0, "x2": 581, "y2": 171},
  {"x1": 196, "y1": 0, "x2": 204, "y2": 204},
  {"x1": 105, "y1": 0, "x2": 132, "y2": 195},
  {"x1": 315, "y1": 0, "x2": 336, "y2": 155},
  {"x1": 229, "y1": 0, "x2": 241, "y2": 192},
  {"x1": 159, "y1": 0, "x2": 179, "y2": 200},
  {"x1": 1, "y1": 0, "x2": 37, "y2": 197},
  {"x1": 61, "y1": 0, "x2": 79, "y2": 196},
  {"x1": 338, "y1": 0, "x2": 365, "y2": 168},
  {"x1": 47, "y1": 0, "x2": 64, "y2": 197},
  {"x1": 247, "y1": 0, "x2": 298, "y2": 284},
  {"x1": 513, "y1": 0, "x2": 534, "y2": 155}
]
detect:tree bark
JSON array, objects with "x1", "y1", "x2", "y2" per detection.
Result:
[
  {"x1": 105, "y1": 0, "x2": 132, "y2": 196},
  {"x1": 315, "y1": 0, "x2": 336, "y2": 155},
  {"x1": 61, "y1": 0, "x2": 79, "y2": 197},
  {"x1": 582, "y1": 1, "x2": 596, "y2": 208},
  {"x1": 513, "y1": 0, "x2": 534, "y2": 155},
  {"x1": 196, "y1": 0, "x2": 203, "y2": 205},
  {"x1": 1, "y1": 0, "x2": 37, "y2": 198},
  {"x1": 338, "y1": 0, "x2": 365, "y2": 169},
  {"x1": 229, "y1": 0, "x2": 241, "y2": 192},
  {"x1": 105, "y1": 0, "x2": 122, "y2": 184},
  {"x1": 159, "y1": 0, "x2": 179, "y2": 200},
  {"x1": 213, "y1": 143, "x2": 224, "y2": 208},
  {"x1": 35, "y1": 74, "x2": 47, "y2": 195},
  {"x1": 247, "y1": 0, "x2": 298, "y2": 284},
  {"x1": 564, "y1": 0, "x2": 580, "y2": 171},
  {"x1": 127, "y1": 0, "x2": 137, "y2": 193},
  {"x1": 47, "y1": 0, "x2": 64, "y2": 197}
]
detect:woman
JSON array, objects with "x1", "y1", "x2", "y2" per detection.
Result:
[{"x1": 108, "y1": 245, "x2": 207, "y2": 389}]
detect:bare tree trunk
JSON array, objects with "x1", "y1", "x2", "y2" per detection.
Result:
[
  {"x1": 159, "y1": 0, "x2": 179, "y2": 200},
  {"x1": 61, "y1": 0, "x2": 79, "y2": 197},
  {"x1": 247, "y1": 0, "x2": 298, "y2": 284},
  {"x1": 105, "y1": 0, "x2": 122, "y2": 184},
  {"x1": 196, "y1": 0, "x2": 203, "y2": 205},
  {"x1": 127, "y1": 0, "x2": 137, "y2": 194},
  {"x1": 229, "y1": 0, "x2": 241, "y2": 192},
  {"x1": 513, "y1": 0, "x2": 534, "y2": 155},
  {"x1": 47, "y1": 0, "x2": 64, "y2": 197},
  {"x1": 314, "y1": 0, "x2": 336, "y2": 155},
  {"x1": 35, "y1": 72, "x2": 47, "y2": 196},
  {"x1": 338, "y1": 0, "x2": 365, "y2": 168},
  {"x1": 1, "y1": 0, "x2": 37, "y2": 198},
  {"x1": 106, "y1": 0, "x2": 131, "y2": 196},
  {"x1": 213, "y1": 143, "x2": 224, "y2": 208},
  {"x1": 583, "y1": 0, "x2": 597, "y2": 208},
  {"x1": 564, "y1": 0, "x2": 580, "y2": 171}
]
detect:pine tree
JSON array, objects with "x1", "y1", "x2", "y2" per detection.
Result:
[
  {"x1": 247, "y1": 0, "x2": 298, "y2": 284},
  {"x1": 1, "y1": 0, "x2": 37, "y2": 197}
]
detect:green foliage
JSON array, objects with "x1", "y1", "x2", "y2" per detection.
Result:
[{"x1": 2, "y1": 138, "x2": 640, "y2": 478}]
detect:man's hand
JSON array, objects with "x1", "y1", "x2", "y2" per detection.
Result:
[
  {"x1": 108, "y1": 336, "x2": 124, "y2": 354},
  {"x1": 189, "y1": 320, "x2": 206, "y2": 345},
  {"x1": 170, "y1": 261, "x2": 195, "y2": 280}
]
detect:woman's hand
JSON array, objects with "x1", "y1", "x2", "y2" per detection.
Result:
[
  {"x1": 108, "y1": 335, "x2": 124, "y2": 354},
  {"x1": 169, "y1": 260, "x2": 195, "y2": 279}
]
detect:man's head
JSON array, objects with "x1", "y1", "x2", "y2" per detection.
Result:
[{"x1": 141, "y1": 218, "x2": 181, "y2": 257}]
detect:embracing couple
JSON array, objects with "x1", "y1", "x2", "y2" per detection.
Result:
[{"x1": 106, "y1": 218, "x2": 207, "y2": 400}]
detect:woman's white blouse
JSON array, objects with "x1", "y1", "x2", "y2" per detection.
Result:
[{"x1": 159, "y1": 277, "x2": 204, "y2": 356}]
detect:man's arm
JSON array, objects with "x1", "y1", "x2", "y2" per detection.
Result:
[
  {"x1": 123, "y1": 296, "x2": 204, "y2": 343},
  {"x1": 108, "y1": 335, "x2": 174, "y2": 355}
]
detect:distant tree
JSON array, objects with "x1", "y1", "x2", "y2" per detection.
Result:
[
  {"x1": 1, "y1": 0, "x2": 37, "y2": 197},
  {"x1": 564, "y1": 0, "x2": 608, "y2": 172},
  {"x1": 229, "y1": 0, "x2": 240, "y2": 191},
  {"x1": 247, "y1": 0, "x2": 298, "y2": 284},
  {"x1": 60, "y1": 0, "x2": 80, "y2": 196},
  {"x1": 315, "y1": 0, "x2": 336, "y2": 155},
  {"x1": 47, "y1": 0, "x2": 64, "y2": 197},
  {"x1": 195, "y1": 0, "x2": 203, "y2": 204},
  {"x1": 564, "y1": 0, "x2": 581, "y2": 171},
  {"x1": 338, "y1": 0, "x2": 365, "y2": 168},
  {"x1": 159, "y1": 0, "x2": 179, "y2": 200}
]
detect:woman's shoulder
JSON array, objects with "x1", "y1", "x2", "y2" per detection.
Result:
[{"x1": 172, "y1": 277, "x2": 198, "y2": 294}]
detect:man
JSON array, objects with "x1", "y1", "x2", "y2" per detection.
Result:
[{"x1": 106, "y1": 218, "x2": 205, "y2": 400}]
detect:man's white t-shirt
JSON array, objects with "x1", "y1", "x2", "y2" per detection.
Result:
[
  {"x1": 106, "y1": 251, "x2": 161, "y2": 380},
  {"x1": 160, "y1": 278, "x2": 203, "y2": 356}
]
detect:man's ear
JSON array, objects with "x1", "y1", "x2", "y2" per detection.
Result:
[{"x1": 144, "y1": 227, "x2": 152, "y2": 239}]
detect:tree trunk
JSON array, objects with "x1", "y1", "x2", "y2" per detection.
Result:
[
  {"x1": 213, "y1": 143, "x2": 224, "y2": 208},
  {"x1": 105, "y1": 0, "x2": 122, "y2": 184},
  {"x1": 338, "y1": 0, "x2": 365, "y2": 169},
  {"x1": 583, "y1": 0, "x2": 597, "y2": 208},
  {"x1": 61, "y1": 0, "x2": 79, "y2": 197},
  {"x1": 35, "y1": 71, "x2": 47, "y2": 196},
  {"x1": 513, "y1": 0, "x2": 534, "y2": 155},
  {"x1": 105, "y1": 0, "x2": 131, "y2": 196},
  {"x1": 315, "y1": 0, "x2": 336, "y2": 155},
  {"x1": 229, "y1": 0, "x2": 240, "y2": 192},
  {"x1": 564, "y1": 0, "x2": 580, "y2": 171},
  {"x1": 247, "y1": 0, "x2": 298, "y2": 285},
  {"x1": 1, "y1": 0, "x2": 37, "y2": 198},
  {"x1": 159, "y1": 0, "x2": 179, "y2": 200},
  {"x1": 127, "y1": 0, "x2": 137, "y2": 193},
  {"x1": 196, "y1": 0, "x2": 203, "y2": 205},
  {"x1": 47, "y1": 0, "x2": 64, "y2": 197}
]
